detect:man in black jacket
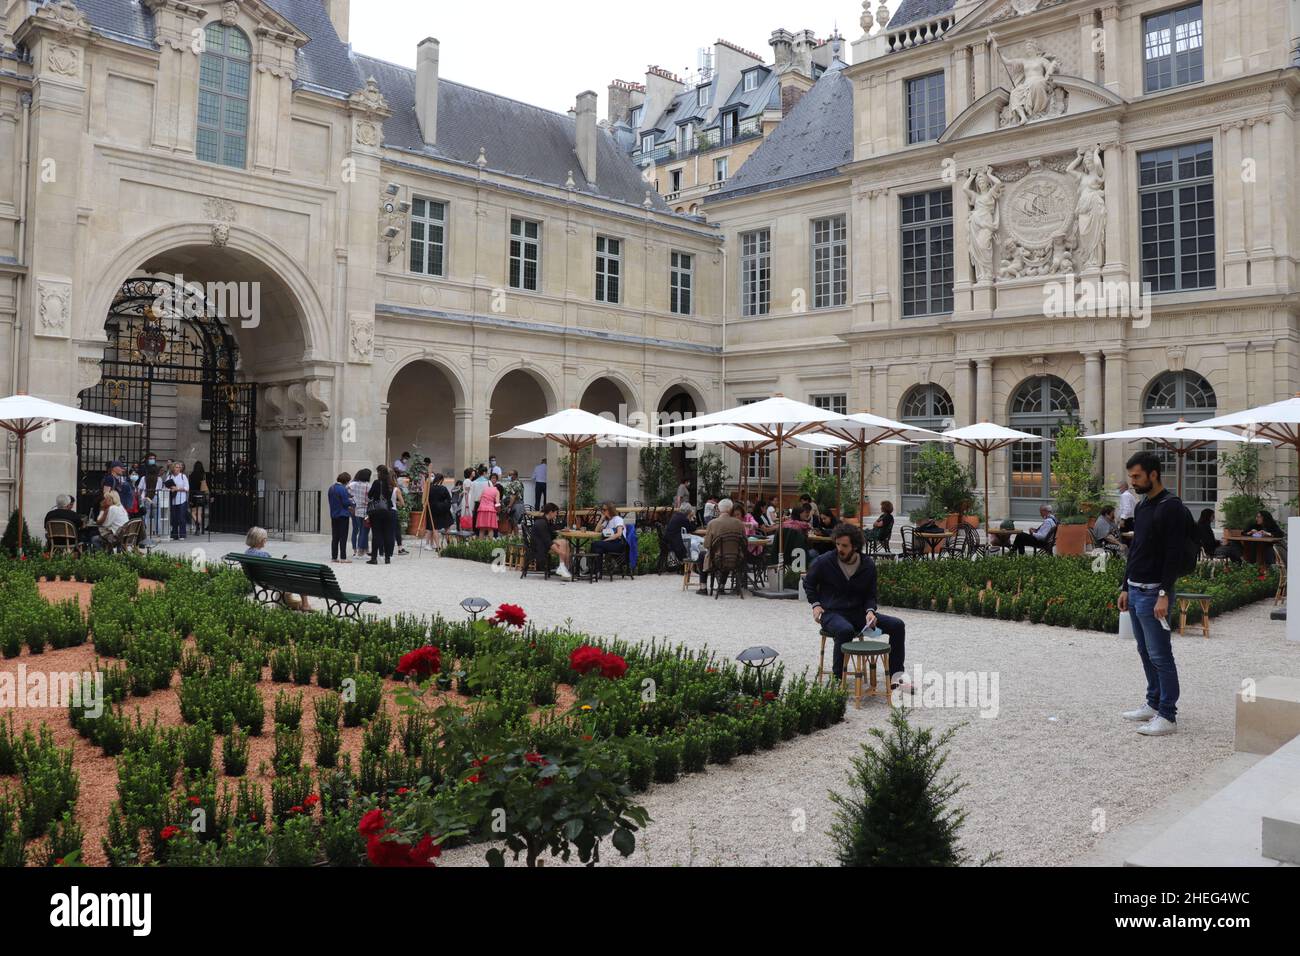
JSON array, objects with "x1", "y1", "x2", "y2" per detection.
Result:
[
  {"x1": 1116, "y1": 452, "x2": 1185, "y2": 737},
  {"x1": 805, "y1": 523, "x2": 908, "y2": 689}
]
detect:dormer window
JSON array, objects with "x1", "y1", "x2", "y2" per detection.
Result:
[
  {"x1": 196, "y1": 23, "x2": 251, "y2": 169},
  {"x1": 631, "y1": 105, "x2": 645, "y2": 126},
  {"x1": 743, "y1": 70, "x2": 759, "y2": 92},
  {"x1": 641, "y1": 133, "x2": 656, "y2": 153},
  {"x1": 697, "y1": 86, "x2": 710, "y2": 107}
]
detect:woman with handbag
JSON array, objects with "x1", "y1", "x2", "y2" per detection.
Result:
[
  {"x1": 348, "y1": 468, "x2": 371, "y2": 555},
  {"x1": 366, "y1": 465, "x2": 397, "y2": 564}
]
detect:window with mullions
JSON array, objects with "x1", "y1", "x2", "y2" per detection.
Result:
[
  {"x1": 1139, "y1": 140, "x2": 1214, "y2": 293},
  {"x1": 811, "y1": 216, "x2": 848, "y2": 309},
  {"x1": 740, "y1": 229, "x2": 771, "y2": 317},
  {"x1": 906, "y1": 71, "x2": 946, "y2": 144},
  {"x1": 409, "y1": 199, "x2": 446, "y2": 277},
  {"x1": 901, "y1": 189, "x2": 953, "y2": 317},
  {"x1": 670, "y1": 251, "x2": 693, "y2": 315},
  {"x1": 197, "y1": 23, "x2": 251, "y2": 169},
  {"x1": 1143, "y1": 3, "x2": 1204, "y2": 93},
  {"x1": 595, "y1": 236, "x2": 621, "y2": 304},
  {"x1": 1008, "y1": 376, "x2": 1079, "y2": 516},
  {"x1": 1142, "y1": 370, "x2": 1219, "y2": 507},
  {"x1": 900, "y1": 384, "x2": 954, "y2": 510},
  {"x1": 741, "y1": 399, "x2": 772, "y2": 481},
  {"x1": 509, "y1": 218, "x2": 541, "y2": 291},
  {"x1": 812, "y1": 394, "x2": 847, "y2": 476}
]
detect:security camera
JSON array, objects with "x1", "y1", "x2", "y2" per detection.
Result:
[{"x1": 385, "y1": 182, "x2": 400, "y2": 196}]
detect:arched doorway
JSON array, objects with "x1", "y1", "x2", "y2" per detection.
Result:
[
  {"x1": 386, "y1": 361, "x2": 459, "y2": 475},
  {"x1": 77, "y1": 275, "x2": 257, "y2": 532},
  {"x1": 1143, "y1": 370, "x2": 1219, "y2": 508},
  {"x1": 658, "y1": 385, "x2": 699, "y2": 500},
  {"x1": 580, "y1": 377, "x2": 635, "y2": 503},
  {"x1": 489, "y1": 369, "x2": 554, "y2": 480},
  {"x1": 899, "y1": 384, "x2": 954, "y2": 515},
  {"x1": 1008, "y1": 374, "x2": 1079, "y2": 518}
]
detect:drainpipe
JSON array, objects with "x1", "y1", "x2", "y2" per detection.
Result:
[{"x1": 12, "y1": 90, "x2": 31, "y2": 395}]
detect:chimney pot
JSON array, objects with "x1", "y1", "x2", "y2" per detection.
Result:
[{"x1": 574, "y1": 90, "x2": 598, "y2": 186}]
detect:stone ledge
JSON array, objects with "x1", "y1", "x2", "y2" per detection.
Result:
[{"x1": 1235, "y1": 675, "x2": 1300, "y2": 755}]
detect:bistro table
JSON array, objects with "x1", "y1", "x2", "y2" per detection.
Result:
[
  {"x1": 560, "y1": 529, "x2": 604, "y2": 581},
  {"x1": 987, "y1": 529, "x2": 1014, "y2": 554},
  {"x1": 916, "y1": 530, "x2": 951, "y2": 558},
  {"x1": 1224, "y1": 531, "x2": 1282, "y2": 568}
]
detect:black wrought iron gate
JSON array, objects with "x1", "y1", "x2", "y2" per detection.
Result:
[{"x1": 77, "y1": 277, "x2": 258, "y2": 533}]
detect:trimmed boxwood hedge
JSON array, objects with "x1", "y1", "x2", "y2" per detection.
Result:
[{"x1": 876, "y1": 555, "x2": 1278, "y2": 633}]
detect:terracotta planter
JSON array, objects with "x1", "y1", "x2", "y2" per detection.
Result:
[
  {"x1": 407, "y1": 513, "x2": 425, "y2": 536},
  {"x1": 1055, "y1": 523, "x2": 1089, "y2": 556},
  {"x1": 943, "y1": 513, "x2": 982, "y2": 532}
]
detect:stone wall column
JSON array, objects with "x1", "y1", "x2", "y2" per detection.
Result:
[
  {"x1": 453, "y1": 405, "x2": 474, "y2": 475},
  {"x1": 1222, "y1": 121, "x2": 1249, "y2": 288},
  {"x1": 972, "y1": 39, "x2": 989, "y2": 101},
  {"x1": 1247, "y1": 117, "x2": 1275, "y2": 287},
  {"x1": 1101, "y1": 5, "x2": 1121, "y2": 92},
  {"x1": 1079, "y1": 12, "x2": 1099, "y2": 84},
  {"x1": 1225, "y1": 341, "x2": 1250, "y2": 422},
  {"x1": 1103, "y1": 349, "x2": 1127, "y2": 483},
  {"x1": 1101, "y1": 142, "x2": 1128, "y2": 284},
  {"x1": 951, "y1": 167, "x2": 973, "y2": 315},
  {"x1": 1084, "y1": 350, "x2": 1103, "y2": 478}
]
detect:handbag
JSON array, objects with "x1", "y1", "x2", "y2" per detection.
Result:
[{"x1": 459, "y1": 514, "x2": 473, "y2": 531}]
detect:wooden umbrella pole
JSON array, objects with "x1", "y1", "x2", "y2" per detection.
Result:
[
  {"x1": 858, "y1": 445, "x2": 866, "y2": 527},
  {"x1": 835, "y1": 450, "x2": 843, "y2": 513},
  {"x1": 983, "y1": 447, "x2": 991, "y2": 534},
  {"x1": 568, "y1": 443, "x2": 579, "y2": 529},
  {"x1": 15, "y1": 427, "x2": 25, "y2": 558},
  {"x1": 776, "y1": 433, "x2": 784, "y2": 580}
]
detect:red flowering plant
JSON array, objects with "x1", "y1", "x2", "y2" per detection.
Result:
[
  {"x1": 397, "y1": 645, "x2": 442, "y2": 680},
  {"x1": 355, "y1": 781, "x2": 467, "y2": 869},
  {"x1": 568, "y1": 643, "x2": 631, "y2": 716},
  {"x1": 490, "y1": 603, "x2": 528, "y2": 630}
]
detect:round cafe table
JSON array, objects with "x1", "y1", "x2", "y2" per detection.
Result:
[
  {"x1": 916, "y1": 530, "x2": 950, "y2": 557},
  {"x1": 1225, "y1": 532, "x2": 1281, "y2": 567}
]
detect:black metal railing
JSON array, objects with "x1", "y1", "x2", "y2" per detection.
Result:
[{"x1": 262, "y1": 490, "x2": 322, "y2": 540}]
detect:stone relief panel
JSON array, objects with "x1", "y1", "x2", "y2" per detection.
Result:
[
  {"x1": 349, "y1": 313, "x2": 375, "y2": 364},
  {"x1": 36, "y1": 277, "x2": 72, "y2": 338}
]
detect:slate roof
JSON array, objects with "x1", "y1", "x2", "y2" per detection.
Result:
[
  {"x1": 706, "y1": 60, "x2": 853, "y2": 203},
  {"x1": 355, "y1": 54, "x2": 668, "y2": 210},
  {"x1": 58, "y1": 1, "x2": 662, "y2": 210},
  {"x1": 717, "y1": 67, "x2": 780, "y2": 122},
  {"x1": 889, "y1": 0, "x2": 959, "y2": 29}
]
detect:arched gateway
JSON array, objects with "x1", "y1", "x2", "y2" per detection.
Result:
[{"x1": 77, "y1": 276, "x2": 257, "y2": 533}]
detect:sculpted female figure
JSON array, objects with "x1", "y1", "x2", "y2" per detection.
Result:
[
  {"x1": 963, "y1": 166, "x2": 1003, "y2": 283},
  {"x1": 990, "y1": 33, "x2": 1059, "y2": 125},
  {"x1": 1067, "y1": 145, "x2": 1106, "y2": 270}
]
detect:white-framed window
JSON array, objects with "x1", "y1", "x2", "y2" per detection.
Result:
[
  {"x1": 812, "y1": 394, "x2": 847, "y2": 475},
  {"x1": 631, "y1": 105, "x2": 645, "y2": 127},
  {"x1": 409, "y1": 198, "x2": 447, "y2": 277},
  {"x1": 1143, "y1": 2, "x2": 1204, "y2": 93},
  {"x1": 595, "y1": 235, "x2": 622, "y2": 304},
  {"x1": 740, "y1": 399, "x2": 772, "y2": 481},
  {"x1": 670, "y1": 251, "x2": 693, "y2": 315},
  {"x1": 744, "y1": 70, "x2": 759, "y2": 92},
  {"x1": 678, "y1": 124, "x2": 694, "y2": 155},
  {"x1": 714, "y1": 156, "x2": 729, "y2": 182},
  {"x1": 670, "y1": 168, "x2": 683, "y2": 192},
  {"x1": 901, "y1": 189, "x2": 954, "y2": 317},
  {"x1": 905, "y1": 71, "x2": 945, "y2": 144},
  {"x1": 811, "y1": 215, "x2": 848, "y2": 309},
  {"x1": 1138, "y1": 140, "x2": 1215, "y2": 292},
  {"x1": 197, "y1": 23, "x2": 251, "y2": 169},
  {"x1": 640, "y1": 132, "x2": 656, "y2": 153},
  {"x1": 509, "y1": 217, "x2": 541, "y2": 292},
  {"x1": 739, "y1": 229, "x2": 771, "y2": 317},
  {"x1": 698, "y1": 85, "x2": 710, "y2": 107}
]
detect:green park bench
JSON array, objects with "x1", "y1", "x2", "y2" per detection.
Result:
[{"x1": 223, "y1": 553, "x2": 381, "y2": 620}]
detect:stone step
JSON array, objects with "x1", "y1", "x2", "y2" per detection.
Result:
[
  {"x1": 1235, "y1": 675, "x2": 1300, "y2": 755},
  {"x1": 1262, "y1": 790, "x2": 1300, "y2": 864},
  {"x1": 1126, "y1": 734, "x2": 1300, "y2": 867}
]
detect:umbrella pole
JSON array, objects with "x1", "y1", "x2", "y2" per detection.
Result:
[
  {"x1": 568, "y1": 444, "x2": 578, "y2": 529},
  {"x1": 16, "y1": 429, "x2": 25, "y2": 558},
  {"x1": 983, "y1": 448, "x2": 991, "y2": 535},
  {"x1": 776, "y1": 436, "x2": 784, "y2": 582},
  {"x1": 858, "y1": 446, "x2": 866, "y2": 527},
  {"x1": 835, "y1": 450, "x2": 843, "y2": 513}
]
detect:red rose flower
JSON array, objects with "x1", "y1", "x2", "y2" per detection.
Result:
[
  {"x1": 570, "y1": 645, "x2": 605, "y2": 675},
  {"x1": 358, "y1": 808, "x2": 388, "y2": 837},
  {"x1": 396, "y1": 787, "x2": 409, "y2": 795},
  {"x1": 599, "y1": 653, "x2": 628, "y2": 680},
  {"x1": 492, "y1": 603, "x2": 528, "y2": 629},
  {"x1": 304, "y1": 794, "x2": 320, "y2": 807},
  {"x1": 524, "y1": 752, "x2": 548, "y2": 766},
  {"x1": 366, "y1": 833, "x2": 441, "y2": 868},
  {"x1": 397, "y1": 645, "x2": 441, "y2": 678},
  {"x1": 160, "y1": 825, "x2": 180, "y2": 841},
  {"x1": 290, "y1": 805, "x2": 304, "y2": 814},
  {"x1": 763, "y1": 691, "x2": 776, "y2": 702},
  {"x1": 187, "y1": 795, "x2": 201, "y2": 806},
  {"x1": 465, "y1": 774, "x2": 481, "y2": 784}
]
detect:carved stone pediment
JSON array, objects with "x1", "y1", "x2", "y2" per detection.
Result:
[{"x1": 939, "y1": 76, "x2": 1124, "y2": 143}]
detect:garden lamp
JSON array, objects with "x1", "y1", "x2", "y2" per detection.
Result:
[
  {"x1": 460, "y1": 596, "x2": 490, "y2": 620},
  {"x1": 737, "y1": 645, "x2": 780, "y2": 694}
]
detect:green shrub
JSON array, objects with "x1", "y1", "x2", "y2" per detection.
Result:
[{"x1": 221, "y1": 728, "x2": 250, "y2": 777}]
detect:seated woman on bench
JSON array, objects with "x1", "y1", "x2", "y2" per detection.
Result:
[{"x1": 245, "y1": 526, "x2": 312, "y2": 611}]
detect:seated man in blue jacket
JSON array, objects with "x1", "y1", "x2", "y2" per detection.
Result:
[{"x1": 805, "y1": 522, "x2": 909, "y2": 690}]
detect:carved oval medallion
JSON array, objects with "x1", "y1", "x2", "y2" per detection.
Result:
[{"x1": 1004, "y1": 170, "x2": 1073, "y2": 247}]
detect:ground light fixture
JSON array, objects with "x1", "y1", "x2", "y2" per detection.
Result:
[
  {"x1": 460, "y1": 597, "x2": 490, "y2": 620},
  {"x1": 736, "y1": 645, "x2": 780, "y2": 694}
]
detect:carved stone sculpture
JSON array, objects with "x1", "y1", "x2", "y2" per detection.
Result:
[
  {"x1": 990, "y1": 34, "x2": 1063, "y2": 126},
  {"x1": 963, "y1": 166, "x2": 1003, "y2": 283},
  {"x1": 1066, "y1": 145, "x2": 1106, "y2": 270}
]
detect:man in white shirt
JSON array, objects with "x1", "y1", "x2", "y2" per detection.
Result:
[
  {"x1": 166, "y1": 462, "x2": 191, "y2": 539},
  {"x1": 393, "y1": 452, "x2": 411, "y2": 475},
  {"x1": 1117, "y1": 478, "x2": 1138, "y2": 533},
  {"x1": 489, "y1": 456, "x2": 503, "y2": 478},
  {"x1": 532, "y1": 458, "x2": 547, "y2": 511},
  {"x1": 1012, "y1": 504, "x2": 1058, "y2": 555}
]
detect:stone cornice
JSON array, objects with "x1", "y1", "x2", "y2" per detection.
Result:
[{"x1": 13, "y1": 0, "x2": 92, "y2": 48}]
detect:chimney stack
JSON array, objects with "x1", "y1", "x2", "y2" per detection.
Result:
[
  {"x1": 769, "y1": 29, "x2": 794, "y2": 71},
  {"x1": 575, "y1": 90, "x2": 598, "y2": 186},
  {"x1": 416, "y1": 37, "x2": 439, "y2": 147},
  {"x1": 325, "y1": 0, "x2": 350, "y2": 43}
]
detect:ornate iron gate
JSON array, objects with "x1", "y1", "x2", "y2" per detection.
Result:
[{"x1": 77, "y1": 277, "x2": 258, "y2": 533}]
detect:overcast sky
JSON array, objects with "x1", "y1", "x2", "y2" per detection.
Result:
[{"x1": 349, "y1": 0, "x2": 883, "y2": 115}]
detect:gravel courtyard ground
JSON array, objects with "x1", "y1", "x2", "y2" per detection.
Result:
[{"x1": 161, "y1": 535, "x2": 1300, "y2": 866}]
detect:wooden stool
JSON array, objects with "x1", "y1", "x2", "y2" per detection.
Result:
[
  {"x1": 681, "y1": 559, "x2": 695, "y2": 591},
  {"x1": 1176, "y1": 593, "x2": 1213, "y2": 639},
  {"x1": 839, "y1": 639, "x2": 891, "y2": 708}
]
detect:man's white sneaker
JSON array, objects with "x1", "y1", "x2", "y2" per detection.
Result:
[
  {"x1": 556, "y1": 564, "x2": 572, "y2": 579},
  {"x1": 1122, "y1": 704, "x2": 1158, "y2": 722},
  {"x1": 1136, "y1": 715, "x2": 1177, "y2": 736}
]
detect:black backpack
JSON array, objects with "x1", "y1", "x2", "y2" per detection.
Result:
[{"x1": 1161, "y1": 494, "x2": 1200, "y2": 578}]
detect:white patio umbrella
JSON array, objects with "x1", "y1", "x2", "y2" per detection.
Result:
[
  {"x1": 494, "y1": 406, "x2": 660, "y2": 528},
  {"x1": 817, "y1": 411, "x2": 950, "y2": 525},
  {"x1": 790, "y1": 433, "x2": 853, "y2": 511},
  {"x1": 1185, "y1": 396, "x2": 1300, "y2": 480},
  {"x1": 665, "y1": 394, "x2": 848, "y2": 598},
  {"x1": 941, "y1": 422, "x2": 1044, "y2": 533},
  {"x1": 663, "y1": 424, "x2": 775, "y2": 504},
  {"x1": 0, "y1": 393, "x2": 141, "y2": 557},
  {"x1": 1086, "y1": 418, "x2": 1270, "y2": 498}
]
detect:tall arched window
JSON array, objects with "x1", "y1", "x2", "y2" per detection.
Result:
[
  {"x1": 197, "y1": 23, "x2": 251, "y2": 169},
  {"x1": 1143, "y1": 371, "x2": 1219, "y2": 507},
  {"x1": 1009, "y1": 375, "x2": 1079, "y2": 515},
  {"x1": 900, "y1": 384, "x2": 954, "y2": 513}
]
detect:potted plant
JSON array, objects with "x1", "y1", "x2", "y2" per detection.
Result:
[
  {"x1": 911, "y1": 446, "x2": 980, "y2": 530},
  {"x1": 1219, "y1": 444, "x2": 1272, "y2": 533},
  {"x1": 1050, "y1": 424, "x2": 1104, "y2": 555},
  {"x1": 696, "y1": 451, "x2": 729, "y2": 503}
]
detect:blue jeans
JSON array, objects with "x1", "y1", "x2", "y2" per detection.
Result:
[
  {"x1": 351, "y1": 515, "x2": 368, "y2": 553},
  {"x1": 820, "y1": 609, "x2": 906, "y2": 679},
  {"x1": 170, "y1": 501, "x2": 189, "y2": 539},
  {"x1": 1128, "y1": 588, "x2": 1180, "y2": 721}
]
